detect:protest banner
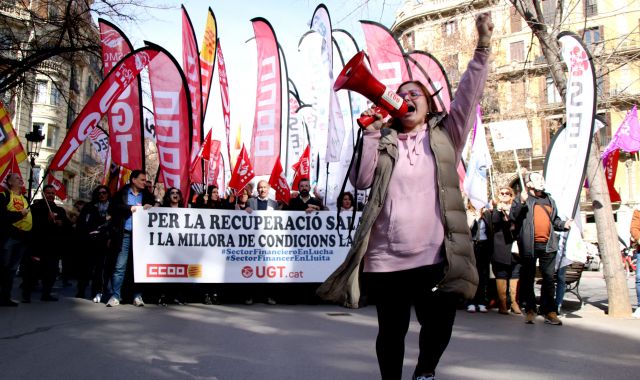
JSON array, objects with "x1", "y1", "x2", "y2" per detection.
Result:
[{"x1": 132, "y1": 209, "x2": 360, "y2": 283}]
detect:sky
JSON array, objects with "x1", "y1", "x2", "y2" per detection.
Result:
[{"x1": 102, "y1": 0, "x2": 403, "y2": 154}]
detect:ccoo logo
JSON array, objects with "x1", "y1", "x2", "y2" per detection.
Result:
[{"x1": 241, "y1": 266, "x2": 253, "y2": 278}]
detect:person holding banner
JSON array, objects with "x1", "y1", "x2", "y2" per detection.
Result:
[
  {"x1": 510, "y1": 172, "x2": 572, "y2": 325},
  {"x1": 0, "y1": 173, "x2": 32, "y2": 306},
  {"x1": 106, "y1": 170, "x2": 155, "y2": 307},
  {"x1": 318, "y1": 13, "x2": 493, "y2": 380}
]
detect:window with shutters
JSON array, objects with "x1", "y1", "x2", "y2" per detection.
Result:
[
  {"x1": 510, "y1": 41, "x2": 524, "y2": 62},
  {"x1": 510, "y1": 7, "x2": 522, "y2": 33},
  {"x1": 584, "y1": 0, "x2": 597, "y2": 17}
]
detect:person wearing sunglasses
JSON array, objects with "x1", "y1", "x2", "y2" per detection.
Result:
[
  {"x1": 490, "y1": 186, "x2": 521, "y2": 315},
  {"x1": 318, "y1": 13, "x2": 493, "y2": 380},
  {"x1": 162, "y1": 187, "x2": 183, "y2": 208},
  {"x1": 76, "y1": 185, "x2": 112, "y2": 304}
]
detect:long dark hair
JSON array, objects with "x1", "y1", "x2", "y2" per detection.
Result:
[
  {"x1": 91, "y1": 185, "x2": 111, "y2": 203},
  {"x1": 388, "y1": 80, "x2": 439, "y2": 133},
  {"x1": 162, "y1": 187, "x2": 183, "y2": 207}
]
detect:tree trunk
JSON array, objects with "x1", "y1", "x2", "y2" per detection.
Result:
[{"x1": 586, "y1": 139, "x2": 632, "y2": 317}]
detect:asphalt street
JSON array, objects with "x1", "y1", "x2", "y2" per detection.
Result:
[{"x1": 1, "y1": 271, "x2": 639, "y2": 380}]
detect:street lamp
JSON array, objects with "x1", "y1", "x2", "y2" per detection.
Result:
[{"x1": 25, "y1": 124, "x2": 45, "y2": 202}]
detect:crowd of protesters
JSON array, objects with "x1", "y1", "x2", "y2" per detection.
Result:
[{"x1": 0, "y1": 168, "x2": 370, "y2": 308}]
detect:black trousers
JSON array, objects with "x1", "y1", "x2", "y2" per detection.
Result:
[
  {"x1": 519, "y1": 245, "x2": 557, "y2": 314},
  {"x1": 365, "y1": 263, "x2": 457, "y2": 380}
]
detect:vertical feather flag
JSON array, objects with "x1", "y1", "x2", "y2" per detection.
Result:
[
  {"x1": 228, "y1": 145, "x2": 255, "y2": 192},
  {"x1": 463, "y1": 105, "x2": 492, "y2": 209},
  {"x1": 250, "y1": 18, "x2": 282, "y2": 175},
  {"x1": 98, "y1": 19, "x2": 144, "y2": 170},
  {"x1": 216, "y1": 39, "x2": 232, "y2": 169},
  {"x1": 269, "y1": 156, "x2": 291, "y2": 205},
  {"x1": 199, "y1": 8, "x2": 217, "y2": 119},
  {"x1": 182, "y1": 6, "x2": 204, "y2": 187}
]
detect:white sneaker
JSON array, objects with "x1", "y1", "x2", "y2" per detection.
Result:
[
  {"x1": 106, "y1": 297, "x2": 120, "y2": 307},
  {"x1": 92, "y1": 293, "x2": 102, "y2": 303},
  {"x1": 466, "y1": 304, "x2": 477, "y2": 313},
  {"x1": 133, "y1": 296, "x2": 145, "y2": 307},
  {"x1": 478, "y1": 304, "x2": 488, "y2": 313},
  {"x1": 633, "y1": 308, "x2": 640, "y2": 319}
]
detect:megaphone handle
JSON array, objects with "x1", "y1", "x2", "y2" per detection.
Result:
[{"x1": 357, "y1": 106, "x2": 389, "y2": 128}]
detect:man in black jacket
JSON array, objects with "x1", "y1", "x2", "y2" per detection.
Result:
[
  {"x1": 22, "y1": 184, "x2": 71, "y2": 302},
  {"x1": 106, "y1": 170, "x2": 155, "y2": 307},
  {"x1": 511, "y1": 172, "x2": 572, "y2": 325}
]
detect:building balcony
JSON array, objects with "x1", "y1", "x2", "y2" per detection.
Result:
[{"x1": 0, "y1": 1, "x2": 30, "y2": 20}]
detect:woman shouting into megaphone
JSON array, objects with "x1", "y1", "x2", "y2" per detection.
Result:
[{"x1": 318, "y1": 12, "x2": 494, "y2": 380}]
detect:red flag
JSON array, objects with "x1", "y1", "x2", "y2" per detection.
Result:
[
  {"x1": 603, "y1": 150, "x2": 621, "y2": 202},
  {"x1": 269, "y1": 156, "x2": 290, "y2": 205},
  {"x1": 217, "y1": 39, "x2": 233, "y2": 168},
  {"x1": 291, "y1": 145, "x2": 310, "y2": 190},
  {"x1": 0, "y1": 102, "x2": 27, "y2": 169},
  {"x1": 250, "y1": 18, "x2": 282, "y2": 175},
  {"x1": 98, "y1": 20, "x2": 144, "y2": 170},
  {"x1": 228, "y1": 145, "x2": 255, "y2": 192},
  {"x1": 182, "y1": 6, "x2": 204, "y2": 187},
  {"x1": 360, "y1": 21, "x2": 411, "y2": 91},
  {"x1": 0, "y1": 155, "x2": 24, "y2": 192},
  {"x1": 49, "y1": 48, "x2": 158, "y2": 171},
  {"x1": 146, "y1": 44, "x2": 192, "y2": 207},
  {"x1": 46, "y1": 174, "x2": 67, "y2": 201}
]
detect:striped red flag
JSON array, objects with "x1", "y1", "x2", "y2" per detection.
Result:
[{"x1": 0, "y1": 102, "x2": 27, "y2": 171}]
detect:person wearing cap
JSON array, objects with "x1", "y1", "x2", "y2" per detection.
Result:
[{"x1": 510, "y1": 172, "x2": 572, "y2": 325}]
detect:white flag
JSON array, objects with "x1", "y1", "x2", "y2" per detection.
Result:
[{"x1": 463, "y1": 105, "x2": 492, "y2": 210}]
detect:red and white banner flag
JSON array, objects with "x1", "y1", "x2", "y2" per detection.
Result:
[
  {"x1": 200, "y1": 7, "x2": 217, "y2": 119},
  {"x1": 269, "y1": 156, "x2": 291, "y2": 205},
  {"x1": 603, "y1": 149, "x2": 621, "y2": 202},
  {"x1": 146, "y1": 44, "x2": 191, "y2": 207},
  {"x1": 228, "y1": 145, "x2": 255, "y2": 192},
  {"x1": 250, "y1": 18, "x2": 282, "y2": 175},
  {"x1": 182, "y1": 6, "x2": 204, "y2": 186},
  {"x1": 291, "y1": 145, "x2": 310, "y2": 190},
  {"x1": 214, "y1": 154, "x2": 226, "y2": 195},
  {"x1": 361, "y1": 21, "x2": 411, "y2": 91},
  {"x1": 0, "y1": 155, "x2": 23, "y2": 192},
  {"x1": 311, "y1": 5, "x2": 345, "y2": 162},
  {"x1": 50, "y1": 47, "x2": 158, "y2": 171},
  {"x1": 407, "y1": 52, "x2": 451, "y2": 113},
  {"x1": 98, "y1": 19, "x2": 144, "y2": 170},
  {"x1": 46, "y1": 174, "x2": 67, "y2": 201},
  {"x1": 216, "y1": 39, "x2": 232, "y2": 168}
]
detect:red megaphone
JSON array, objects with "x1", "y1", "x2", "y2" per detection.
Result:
[{"x1": 334, "y1": 51, "x2": 408, "y2": 128}]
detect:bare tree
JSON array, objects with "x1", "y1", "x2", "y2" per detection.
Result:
[
  {"x1": 0, "y1": 0, "x2": 167, "y2": 95},
  {"x1": 509, "y1": 0, "x2": 631, "y2": 317}
]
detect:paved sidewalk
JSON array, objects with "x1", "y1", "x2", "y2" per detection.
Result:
[{"x1": 1, "y1": 271, "x2": 639, "y2": 380}]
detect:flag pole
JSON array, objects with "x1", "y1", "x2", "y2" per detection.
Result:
[
  {"x1": 513, "y1": 149, "x2": 525, "y2": 191},
  {"x1": 488, "y1": 165, "x2": 495, "y2": 200}
]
